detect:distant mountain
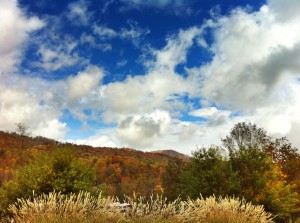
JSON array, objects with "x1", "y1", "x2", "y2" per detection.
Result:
[
  {"x1": 0, "y1": 130, "x2": 189, "y2": 161},
  {"x1": 151, "y1": 149, "x2": 190, "y2": 161}
]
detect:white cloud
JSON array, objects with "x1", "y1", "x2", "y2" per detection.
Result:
[
  {"x1": 93, "y1": 25, "x2": 118, "y2": 39},
  {"x1": 99, "y1": 69, "x2": 188, "y2": 123},
  {"x1": 32, "y1": 119, "x2": 67, "y2": 140},
  {"x1": 34, "y1": 35, "x2": 88, "y2": 71},
  {"x1": 66, "y1": 26, "x2": 205, "y2": 150},
  {"x1": 0, "y1": 76, "x2": 68, "y2": 140},
  {"x1": 117, "y1": 110, "x2": 171, "y2": 148},
  {"x1": 117, "y1": 60, "x2": 128, "y2": 67},
  {"x1": 80, "y1": 33, "x2": 112, "y2": 51},
  {"x1": 194, "y1": 3, "x2": 300, "y2": 110},
  {"x1": 93, "y1": 21, "x2": 150, "y2": 46},
  {"x1": 100, "y1": 0, "x2": 115, "y2": 14},
  {"x1": 67, "y1": 65, "x2": 104, "y2": 99},
  {"x1": 119, "y1": 21, "x2": 150, "y2": 46},
  {"x1": 120, "y1": 0, "x2": 185, "y2": 8},
  {"x1": 119, "y1": 0, "x2": 194, "y2": 16},
  {"x1": 184, "y1": 0, "x2": 300, "y2": 150},
  {"x1": 67, "y1": 1, "x2": 92, "y2": 26},
  {"x1": 189, "y1": 107, "x2": 229, "y2": 118},
  {"x1": 245, "y1": 80, "x2": 300, "y2": 149},
  {"x1": 153, "y1": 27, "x2": 203, "y2": 70},
  {"x1": 36, "y1": 47, "x2": 80, "y2": 71},
  {"x1": 0, "y1": 0, "x2": 44, "y2": 73},
  {"x1": 0, "y1": 1, "x2": 68, "y2": 141},
  {"x1": 268, "y1": 0, "x2": 300, "y2": 22},
  {"x1": 68, "y1": 129, "x2": 118, "y2": 148},
  {"x1": 189, "y1": 107, "x2": 231, "y2": 126}
]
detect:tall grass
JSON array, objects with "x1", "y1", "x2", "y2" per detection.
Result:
[
  {"x1": 176, "y1": 196, "x2": 273, "y2": 223},
  {"x1": 3, "y1": 191, "x2": 273, "y2": 223},
  {"x1": 7, "y1": 191, "x2": 124, "y2": 223}
]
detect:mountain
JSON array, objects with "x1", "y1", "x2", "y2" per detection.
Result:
[{"x1": 151, "y1": 150, "x2": 190, "y2": 161}]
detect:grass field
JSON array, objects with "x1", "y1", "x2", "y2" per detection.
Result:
[{"x1": 0, "y1": 191, "x2": 273, "y2": 223}]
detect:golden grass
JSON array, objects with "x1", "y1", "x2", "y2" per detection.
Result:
[
  {"x1": 3, "y1": 192, "x2": 273, "y2": 223},
  {"x1": 176, "y1": 196, "x2": 273, "y2": 223}
]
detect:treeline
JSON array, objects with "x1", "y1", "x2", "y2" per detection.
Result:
[{"x1": 163, "y1": 122, "x2": 300, "y2": 223}]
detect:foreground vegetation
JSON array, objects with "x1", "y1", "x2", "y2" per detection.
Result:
[
  {"x1": 2, "y1": 191, "x2": 272, "y2": 223},
  {"x1": 0, "y1": 122, "x2": 300, "y2": 222}
]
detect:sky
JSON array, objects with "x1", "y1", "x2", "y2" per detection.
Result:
[{"x1": 1, "y1": 0, "x2": 300, "y2": 154}]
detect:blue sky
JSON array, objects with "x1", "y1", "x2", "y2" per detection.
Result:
[{"x1": 1, "y1": 0, "x2": 300, "y2": 154}]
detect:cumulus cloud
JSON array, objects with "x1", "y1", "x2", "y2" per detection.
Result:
[
  {"x1": 194, "y1": 2, "x2": 300, "y2": 110},
  {"x1": 268, "y1": 0, "x2": 300, "y2": 22},
  {"x1": 184, "y1": 0, "x2": 300, "y2": 150},
  {"x1": 69, "y1": 26, "x2": 206, "y2": 149},
  {"x1": 117, "y1": 110, "x2": 171, "y2": 148},
  {"x1": 189, "y1": 107, "x2": 231, "y2": 126},
  {"x1": 246, "y1": 80, "x2": 300, "y2": 149},
  {"x1": 32, "y1": 119, "x2": 67, "y2": 140},
  {"x1": 99, "y1": 68, "x2": 188, "y2": 123},
  {"x1": 0, "y1": 0, "x2": 44, "y2": 73},
  {"x1": 68, "y1": 128, "x2": 118, "y2": 148},
  {"x1": 0, "y1": 0, "x2": 68, "y2": 140},
  {"x1": 67, "y1": 65, "x2": 104, "y2": 100},
  {"x1": 0, "y1": 76, "x2": 68, "y2": 140}
]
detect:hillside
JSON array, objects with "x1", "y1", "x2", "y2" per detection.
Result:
[
  {"x1": 0, "y1": 130, "x2": 187, "y2": 197},
  {"x1": 151, "y1": 149, "x2": 190, "y2": 161}
]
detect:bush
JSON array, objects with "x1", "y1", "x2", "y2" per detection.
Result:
[
  {"x1": 7, "y1": 191, "x2": 124, "y2": 223},
  {"x1": 0, "y1": 148, "x2": 97, "y2": 212},
  {"x1": 4, "y1": 192, "x2": 273, "y2": 223},
  {"x1": 176, "y1": 196, "x2": 273, "y2": 223}
]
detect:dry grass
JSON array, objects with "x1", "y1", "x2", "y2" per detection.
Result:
[
  {"x1": 3, "y1": 192, "x2": 273, "y2": 223},
  {"x1": 6, "y1": 191, "x2": 124, "y2": 223},
  {"x1": 176, "y1": 196, "x2": 273, "y2": 223}
]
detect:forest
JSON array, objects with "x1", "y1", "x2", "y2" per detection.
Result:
[{"x1": 0, "y1": 122, "x2": 299, "y2": 223}]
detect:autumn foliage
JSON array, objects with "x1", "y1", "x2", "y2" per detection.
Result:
[{"x1": 0, "y1": 122, "x2": 300, "y2": 223}]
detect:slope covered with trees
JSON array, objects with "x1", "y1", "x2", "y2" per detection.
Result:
[
  {"x1": 0, "y1": 122, "x2": 300, "y2": 223},
  {"x1": 0, "y1": 128, "x2": 186, "y2": 213}
]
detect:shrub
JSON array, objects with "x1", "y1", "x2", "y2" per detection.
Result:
[
  {"x1": 0, "y1": 148, "x2": 97, "y2": 212},
  {"x1": 176, "y1": 196, "x2": 273, "y2": 223},
  {"x1": 4, "y1": 192, "x2": 272, "y2": 223},
  {"x1": 7, "y1": 191, "x2": 123, "y2": 223}
]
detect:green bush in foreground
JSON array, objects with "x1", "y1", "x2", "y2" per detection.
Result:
[
  {"x1": 3, "y1": 191, "x2": 273, "y2": 223},
  {"x1": 0, "y1": 148, "x2": 97, "y2": 212}
]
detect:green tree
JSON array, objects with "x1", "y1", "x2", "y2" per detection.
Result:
[
  {"x1": 0, "y1": 147, "x2": 97, "y2": 212},
  {"x1": 223, "y1": 123, "x2": 300, "y2": 222},
  {"x1": 162, "y1": 158, "x2": 185, "y2": 201},
  {"x1": 180, "y1": 146, "x2": 240, "y2": 199},
  {"x1": 222, "y1": 122, "x2": 270, "y2": 154},
  {"x1": 223, "y1": 122, "x2": 299, "y2": 172}
]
